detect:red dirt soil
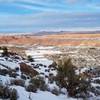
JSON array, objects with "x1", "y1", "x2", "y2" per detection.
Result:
[{"x1": 0, "y1": 33, "x2": 100, "y2": 46}]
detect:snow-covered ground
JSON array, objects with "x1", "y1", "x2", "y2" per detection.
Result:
[
  {"x1": 25, "y1": 46, "x2": 61, "y2": 59},
  {"x1": 0, "y1": 46, "x2": 100, "y2": 100},
  {"x1": 25, "y1": 46, "x2": 61, "y2": 66},
  {"x1": 0, "y1": 46, "x2": 73, "y2": 100},
  {"x1": 10, "y1": 86, "x2": 76, "y2": 100},
  {"x1": 25, "y1": 46, "x2": 61, "y2": 76}
]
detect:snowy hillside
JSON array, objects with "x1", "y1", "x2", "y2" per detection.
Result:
[
  {"x1": 0, "y1": 46, "x2": 75, "y2": 100},
  {"x1": 0, "y1": 46, "x2": 100, "y2": 100}
]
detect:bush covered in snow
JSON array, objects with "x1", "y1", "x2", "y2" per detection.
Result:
[
  {"x1": 0, "y1": 83, "x2": 18, "y2": 100},
  {"x1": 56, "y1": 58, "x2": 91, "y2": 98},
  {"x1": 27, "y1": 55, "x2": 34, "y2": 62},
  {"x1": 26, "y1": 84, "x2": 37, "y2": 93},
  {"x1": 26, "y1": 76, "x2": 48, "y2": 93},
  {"x1": 11, "y1": 79, "x2": 25, "y2": 87},
  {"x1": 10, "y1": 88, "x2": 18, "y2": 100},
  {"x1": 51, "y1": 87, "x2": 60, "y2": 96}
]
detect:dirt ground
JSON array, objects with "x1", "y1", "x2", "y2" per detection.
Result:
[{"x1": 0, "y1": 33, "x2": 100, "y2": 46}]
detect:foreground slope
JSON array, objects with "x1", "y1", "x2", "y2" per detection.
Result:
[
  {"x1": 0, "y1": 46, "x2": 100, "y2": 100},
  {"x1": 0, "y1": 46, "x2": 75, "y2": 100}
]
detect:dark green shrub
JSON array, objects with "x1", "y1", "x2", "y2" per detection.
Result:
[
  {"x1": 94, "y1": 79, "x2": 100, "y2": 84},
  {"x1": 26, "y1": 84, "x2": 37, "y2": 93},
  {"x1": 9, "y1": 72, "x2": 18, "y2": 78},
  {"x1": 21, "y1": 74, "x2": 27, "y2": 80},
  {"x1": 30, "y1": 76, "x2": 43, "y2": 88},
  {"x1": 10, "y1": 79, "x2": 25, "y2": 87},
  {"x1": 56, "y1": 58, "x2": 91, "y2": 98},
  {"x1": 48, "y1": 62, "x2": 57, "y2": 68},
  {"x1": 27, "y1": 56, "x2": 34, "y2": 62},
  {"x1": 15, "y1": 67, "x2": 19, "y2": 72},
  {"x1": 0, "y1": 83, "x2": 18, "y2": 100},
  {"x1": 48, "y1": 73, "x2": 55, "y2": 84},
  {"x1": 29, "y1": 76, "x2": 47, "y2": 91},
  {"x1": 51, "y1": 88, "x2": 59, "y2": 96},
  {"x1": 0, "y1": 69, "x2": 8, "y2": 76},
  {"x1": 0, "y1": 86, "x2": 10, "y2": 99},
  {"x1": 2, "y1": 47, "x2": 9, "y2": 57},
  {"x1": 10, "y1": 89, "x2": 18, "y2": 100},
  {"x1": 56, "y1": 58, "x2": 75, "y2": 88}
]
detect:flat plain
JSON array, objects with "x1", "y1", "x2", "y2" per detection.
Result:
[{"x1": 0, "y1": 33, "x2": 100, "y2": 46}]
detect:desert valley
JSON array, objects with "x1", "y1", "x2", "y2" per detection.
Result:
[
  {"x1": 0, "y1": 33, "x2": 100, "y2": 100},
  {"x1": 0, "y1": 33, "x2": 100, "y2": 46},
  {"x1": 0, "y1": 0, "x2": 100, "y2": 99}
]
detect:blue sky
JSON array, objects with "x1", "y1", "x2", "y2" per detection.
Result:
[{"x1": 0, "y1": 0, "x2": 100, "y2": 33}]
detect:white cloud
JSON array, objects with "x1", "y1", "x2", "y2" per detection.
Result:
[
  {"x1": 0, "y1": 0, "x2": 100, "y2": 32},
  {"x1": 67, "y1": 0, "x2": 78, "y2": 3}
]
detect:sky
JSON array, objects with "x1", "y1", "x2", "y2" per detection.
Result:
[{"x1": 0, "y1": 0, "x2": 100, "y2": 33}]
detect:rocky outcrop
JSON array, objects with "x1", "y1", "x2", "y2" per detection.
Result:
[{"x1": 19, "y1": 62, "x2": 38, "y2": 77}]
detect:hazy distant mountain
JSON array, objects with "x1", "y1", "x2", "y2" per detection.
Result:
[{"x1": 32, "y1": 31, "x2": 100, "y2": 36}]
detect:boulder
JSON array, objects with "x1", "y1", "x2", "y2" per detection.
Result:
[{"x1": 20, "y1": 62, "x2": 38, "y2": 77}]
